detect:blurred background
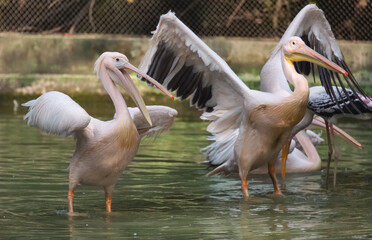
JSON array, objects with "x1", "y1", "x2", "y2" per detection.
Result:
[
  {"x1": 1, "y1": 0, "x2": 371, "y2": 39},
  {"x1": 1, "y1": 0, "x2": 372, "y2": 96}
]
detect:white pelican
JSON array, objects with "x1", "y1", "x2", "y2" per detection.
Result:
[
  {"x1": 23, "y1": 52, "x2": 176, "y2": 213},
  {"x1": 260, "y1": 4, "x2": 372, "y2": 184},
  {"x1": 138, "y1": 13, "x2": 347, "y2": 197}
]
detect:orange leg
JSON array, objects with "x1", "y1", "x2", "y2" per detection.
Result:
[
  {"x1": 105, "y1": 193, "x2": 112, "y2": 213},
  {"x1": 268, "y1": 163, "x2": 282, "y2": 195},
  {"x1": 68, "y1": 190, "x2": 74, "y2": 213},
  {"x1": 241, "y1": 179, "x2": 249, "y2": 198},
  {"x1": 280, "y1": 141, "x2": 291, "y2": 179}
]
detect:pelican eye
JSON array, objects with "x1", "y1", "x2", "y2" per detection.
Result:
[
  {"x1": 115, "y1": 58, "x2": 120, "y2": 62},
  {"x1": 291, "y1": 41, "x2": 296, "y2": 46}
]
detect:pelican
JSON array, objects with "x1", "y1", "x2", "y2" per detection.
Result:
[
  {"x1": 22, "y1": 52, "x2": 176, "y2": 213},
  {"x1": 260, "y1": 4, "x2": 372, "y2": 183},
  {"x1": 138, "y1": 13, "x2": 347, "y2": 197}
]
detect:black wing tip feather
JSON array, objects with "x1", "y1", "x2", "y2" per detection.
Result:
[
  {"x1": 298, "y1": 31, "x2": 372, "y2": 114},
  {"x1": 143, "y1": 40, "x2": 217, "y2": 112},
  {"x1": 141, "y1": 41, "x2": 170, "y2": 86}
]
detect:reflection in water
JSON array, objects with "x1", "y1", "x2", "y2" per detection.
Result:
[
  {"x1": 0, "y1": 96, "x2": 372, "y2": 239},
  {"x1": 68, "y1": 212, "x2": 113, "y2": 239}
]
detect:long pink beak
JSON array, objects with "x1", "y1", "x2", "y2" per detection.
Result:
[
  {"x1": 110, "y1": 62, "x2": 174, "y2": 126},
  {"x1": 123, "y1": 62, "x2": 174, "y2": 100},
  {"x1": 292, "y1": 44, "x2": 348, "y2": 77}
]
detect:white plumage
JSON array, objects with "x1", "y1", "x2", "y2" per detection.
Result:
[
  {"x1": 139, "y1": 12, "x2": 253, "y2": 157},
  {"x1": 23, "y1": 91, "x2": 91, "y2": 137},
  {"x1": 139, "y1": 11, "x2": 347, "y2": 197},
  {"x1": 260, "y1": 4, "x2": 370, "y2": 185},
  {"x1": 128, "y1": 105, "x2": 178, "y2": 138},
  {"x1": 23, "y1": 52, "x2": 175, "y2": 213},
  {"x1": 261, "y1": 4, "x2": 371, "y2": 120}
]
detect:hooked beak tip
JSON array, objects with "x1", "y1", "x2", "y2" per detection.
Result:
[{"x1": 345, "y1": 71, "x2": 349, "y2": 77}]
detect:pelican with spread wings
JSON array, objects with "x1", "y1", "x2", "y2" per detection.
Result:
[
  {"x1": 23, "y1": 52, "x2": 176, "y2": 213},
  {"x1": 138, "y1": 12, "x2": 347, "y2": 197}
]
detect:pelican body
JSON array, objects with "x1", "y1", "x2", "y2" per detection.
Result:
[
  {"x1": 23, "y1": 52, "x2": 176, "y2": 213},
  {"x1": 260, "y1": 4, "x2": 372, "y2": 184},
  {"x1": 139, "y1": 13, "x2": 347, "y2": 198}
]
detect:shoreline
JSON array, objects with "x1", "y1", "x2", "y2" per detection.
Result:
[
  {"x1": 0, "y1": 73, "x2": 262, "y2": 96},
  {"x1": 1, "y1": 73, "x2": 371, "y2": 97}
]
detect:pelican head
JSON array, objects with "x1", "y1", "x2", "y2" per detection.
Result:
[
  {"x1": 94, "y1": 52, "x2": 173, "y2": 126},
  {"x1": 282, "y1": 36, "x2": 348, "y2": 78}
]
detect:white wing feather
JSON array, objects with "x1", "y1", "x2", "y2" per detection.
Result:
[
  {"x1": 128, "y1": 106, "x2": 177, "y2": 138},
  {"x1": 273, "y1": 4, "x2": 341, "y2": 59},
  {"x1": 22, "y1": 91, "x2": 91, "y2": 137},
  {"x1": 140, "y1": 12, "x2": 248, "y2": 92},
  {"x1": 139, "y1": 12, "x2": 254, "y2": 162},
  {"x1": 202, "y1": 129, "x2": 238, "y2": 167}
]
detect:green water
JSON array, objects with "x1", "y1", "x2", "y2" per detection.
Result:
[{"x1": 0, "y1": 95, "x2": 372, "y2": 239}]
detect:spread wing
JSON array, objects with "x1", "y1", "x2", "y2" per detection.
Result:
[
  {"x1": 22, "y1": 91, "x2": 91, "y2": 137},
  {"x1": 128, "y1": 105, "x2": 177, "y2": 138},
  {"x1": 139, "y1": 12, "x2": 253, "y2": 142},
  {"x1": 261, "y1": 4, "x2": 372, "y2": 113}
]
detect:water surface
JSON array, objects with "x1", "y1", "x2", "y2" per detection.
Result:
[{"x1": 0, "y1": 96, "x2": 372, "y2": 239}]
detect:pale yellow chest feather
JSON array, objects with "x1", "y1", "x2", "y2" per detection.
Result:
[{"x1": 114, "y1": 122, "x2": 140, "y2": 150}]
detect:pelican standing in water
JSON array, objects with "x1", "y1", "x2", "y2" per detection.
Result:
[
  {"x1": 138, "y1": 13, "x2": 348, "y2": 197},
  {"x1": 23, "y1": 52, "x2": 176, "y2": 213},
  {"x1": 260, "y1": 4, "x2": 372, "y2": 183}
]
